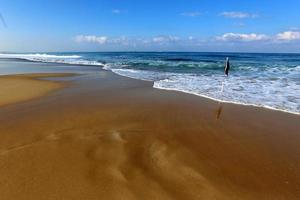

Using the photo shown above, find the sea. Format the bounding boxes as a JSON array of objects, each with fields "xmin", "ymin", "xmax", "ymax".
[{"xmin": 0, "ymin": 52, "xmax": 299, "ymax": 115}]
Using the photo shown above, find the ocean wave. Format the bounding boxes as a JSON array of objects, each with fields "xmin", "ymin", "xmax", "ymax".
[
  {"xmin": 0, "ymin": 53, "xmax": 105, "ymax": 66},
  {"xmin": 0, "ymin": 53, "xmax": 81, "ymax": 59},
  {"xmin": 164, "ymin": 58, "xmax": 218, "ymax": 63},
  {"xmin": 110, "ymin": 68, "xmax": 171, "ymax": 81},
  {"xmin": 163, "ymin": 58, "xmax": 195, "ymax": 62}
]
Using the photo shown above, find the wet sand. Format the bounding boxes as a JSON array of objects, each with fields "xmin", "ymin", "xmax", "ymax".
[
  {"xmin": 0, "ymin": 73, "xmax": 72, "ymax": 107},
  {"xmin": 0, "ymin": 70, "xmax": 299, "ymax": 200}
]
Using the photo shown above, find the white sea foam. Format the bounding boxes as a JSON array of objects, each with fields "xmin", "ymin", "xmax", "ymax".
[
  {"xmin": 0, "ymin": 53, "xmax": 81, "ymax": 59},
  {"xmin": 104, "ymin": 68, "xmax": 300, "ymax": 115},
  {"xmin": 154, "ymin": 74, "xmax": 300, "ymax": 115},
  {"xmin": 0, "ymin": 53, "xmax": 105, "ymax": 66},
  {"xmin": 111, "ymin": 68, "xmax": 171, "ymax": 81}
]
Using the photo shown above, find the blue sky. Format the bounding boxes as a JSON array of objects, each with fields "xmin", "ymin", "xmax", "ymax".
[{"xmin": 0, "ymin": 0, "xmax": 300, "ymax": 52}]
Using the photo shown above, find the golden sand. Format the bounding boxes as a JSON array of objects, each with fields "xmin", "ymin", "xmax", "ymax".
[
  {"xmin": 0, "ymin": 72, "xmax": 299, "ymax": 200},
  {"xmin": 0, "ymin": 73, "xmax": 72, "ymax": 107}
]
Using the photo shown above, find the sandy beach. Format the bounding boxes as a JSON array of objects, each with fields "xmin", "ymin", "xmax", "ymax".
[
  {"xmin": 0, "ymin": 68, "xmax": 299, "ymax": 200},
  {"xmin": 0, "ymin": 73, "xmax": 74, "ymax": 107}
]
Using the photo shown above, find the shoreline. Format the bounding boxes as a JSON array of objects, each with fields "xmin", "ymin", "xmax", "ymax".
[
  {"xmin": 153, "ymin": 84, "xmax": 300, "ymax": 116},
  {"xmin": 3, "ymin": 69, "xmax": 299, "ymax": 116},
  {"xmin": 1, "ymin": 56, "xmax": 298, "ymax": 115}
]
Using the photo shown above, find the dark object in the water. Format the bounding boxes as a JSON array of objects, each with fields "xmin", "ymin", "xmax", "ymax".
[{"xmin": 224, "ymin": 57, "xmax": 230, "ymax": 76}]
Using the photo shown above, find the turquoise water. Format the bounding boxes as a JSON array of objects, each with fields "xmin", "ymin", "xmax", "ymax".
[{"xmin": 0, "ymin": 52, "xmax": 299, "ymax": 114}]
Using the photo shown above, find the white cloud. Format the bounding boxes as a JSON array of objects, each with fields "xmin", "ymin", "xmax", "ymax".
[
  {"xmin": 181, "ymin": 12, "xmax": 201, "ymax": 17},
  {"xmin": 112, "ymin": 9, "xmax": 121, "ymax": 14},
  {"xmin": 75, "ymin": 35, "xmax": 108, "ymax": 45},
  {"xmin": 74, "ymin": 31, "xmax": 300, "ymax": 49},
  {"xmin": 217, "ymin": 33, "xmax": 269, "ymax": 42},
  {"xmin": 220, "ymin": 11, "xmax": 258, "ymax": 19},
  {"xmin": 110, "ymin": 36, "xmax": 130, "ymax": 45},
  {"xmin": 152, "ymin": 35, "xmax": 180, "ymax": 43},
  {"xmin": 276, "ymin": 31, "xmax": 300, "ymax": 41},
  {"xmin": 75, "ymin": 35, "xmax": 135, "ymax": 46}
]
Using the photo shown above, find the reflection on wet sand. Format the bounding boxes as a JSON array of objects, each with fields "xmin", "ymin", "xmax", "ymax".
[{"xmin": 215, "ymin": 103, "xmax": 223, "ymax": 120}]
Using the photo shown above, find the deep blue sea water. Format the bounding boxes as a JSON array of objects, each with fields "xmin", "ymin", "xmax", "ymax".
[{"xmin": 0, "ymin": 52, "xmax": 299, "ymax": 114}]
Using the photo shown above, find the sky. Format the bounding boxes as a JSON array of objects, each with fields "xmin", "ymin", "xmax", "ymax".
[{"xmin": 0, "ymin": 0, "xmax": 300, "ymax": 52}]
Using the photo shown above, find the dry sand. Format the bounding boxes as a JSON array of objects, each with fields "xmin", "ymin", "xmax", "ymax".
[{"xmin": 0, "ymin": 71, "xmax": 299, "ymax": 200}]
